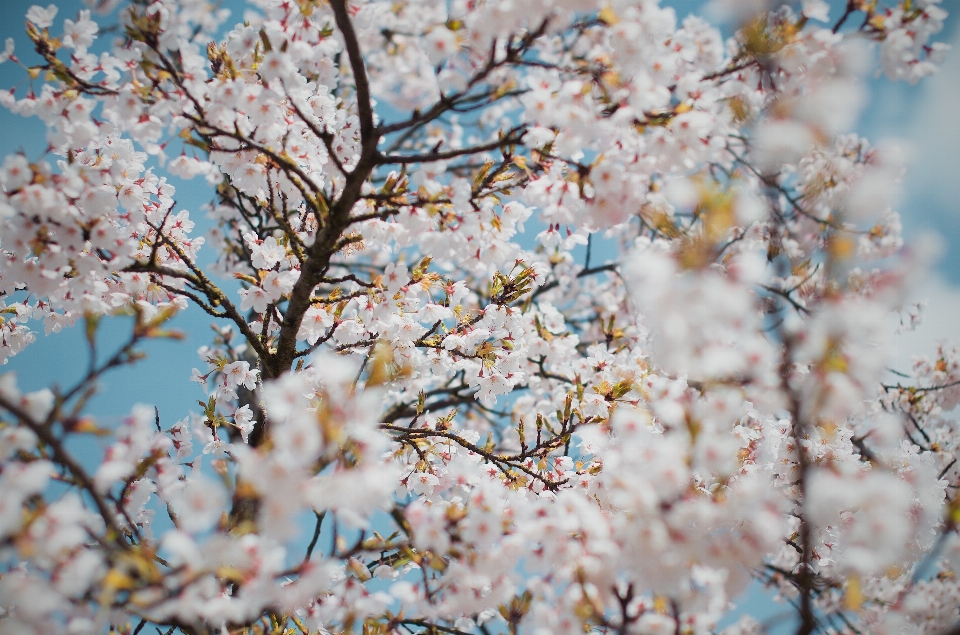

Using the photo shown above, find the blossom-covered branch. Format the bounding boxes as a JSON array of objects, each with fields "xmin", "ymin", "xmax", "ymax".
[{"xmin": 0, "ymin": 0, "xmax": 957, "ymax": 634}]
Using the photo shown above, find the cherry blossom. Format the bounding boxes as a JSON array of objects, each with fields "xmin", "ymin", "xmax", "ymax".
[{"xmin": 0, "ymin": 0, "xmax": 956, "ymax": 633}]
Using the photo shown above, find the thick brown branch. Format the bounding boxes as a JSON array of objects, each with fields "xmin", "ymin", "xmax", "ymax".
[{"xmin": 330, "ymin": 0, "xmax": 375, "ymax": 140}]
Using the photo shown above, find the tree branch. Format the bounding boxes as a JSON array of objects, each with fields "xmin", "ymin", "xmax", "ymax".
[{"xmin": 330, "ymin": 0, "xmax": 375, "ymax": 141}]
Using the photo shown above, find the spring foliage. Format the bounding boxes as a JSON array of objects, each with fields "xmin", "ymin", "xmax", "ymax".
[{"xmin": 0, "ymin": 0, "xmax": 957, "ymax": 633}]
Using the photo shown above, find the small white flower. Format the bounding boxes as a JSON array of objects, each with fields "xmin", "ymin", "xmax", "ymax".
[
  {"xmin": 233, "ymin": 405, "xmax": 254, "ymax": 443},
  {"xmin": 63, "ymin": 10, "xmax": 98, "ymax": 52},
  {"xmin": 170, "ymin": 474, "xmax": 227, "ymax": 533},
  {"xmin": 0, "ymin": 39, "xmax": 15, "ymax": 65},
  {"xmin": 26, "ymin": 4, "xmax": 58, "ymax": 28}
]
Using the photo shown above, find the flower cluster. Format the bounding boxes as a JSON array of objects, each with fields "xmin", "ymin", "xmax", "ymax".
[{"xmin": 0, "ymin": 0, "xmax": 956, "ymax": 633}]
